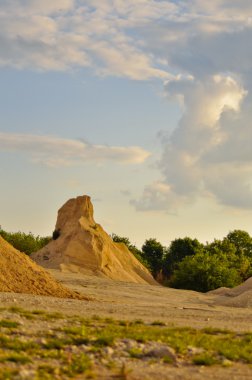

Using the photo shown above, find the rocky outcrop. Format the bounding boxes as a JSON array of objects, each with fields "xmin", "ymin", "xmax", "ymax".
[
  {"xmin": 31, "ymin": 195, "xmax": 156, "ymax": 285},
  {"xmin": 0, "ymin": 236, "xmax": 83, "ymax": 298}
]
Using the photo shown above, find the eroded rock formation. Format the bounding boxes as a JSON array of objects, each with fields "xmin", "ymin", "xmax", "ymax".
[{"xmin": 31, "ymin": 195, "xmax": 156, "ymax": 285}]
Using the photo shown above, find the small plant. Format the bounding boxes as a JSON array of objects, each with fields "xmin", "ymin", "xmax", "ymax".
[
  {"xmin": 151, "ymin": 321, "xmax": 166, "ymax": 326},
  {"xmin": 0, "ymin": 354, "xmax": 31, "ymax": 364},
  {"xmin": 132, "ymin": 319, "xmax": 144, "ymax": 325},
  {"xmin": 61, "ymin": 353, "xmax": 92, "ymax": 377},
  {"xmin": 163, "ymin": 355, "xmax": 173, "ymax": 364},
  {"xmin": 118, "ymin": 320, "xmax": 128, "ymax": 326},
  {"xmin": 94, "ymin": 335, "xmax": 115, "ymax": 347},
  {"xmin": 128, "ymin": 347, "xmax": 143, "ymax": 358},
  {"xmin": 0, "ymin": 320, "xmax": 19, "ymax": 328},
  {"xmin": 37, "ymin": 365, "xmax": 58, "ymax": 379},
  {"xmin": 0, "ymin": 369, "xmax": 19, "ymax": 380},
  {"xmin": 192, "ymin": 353, "xmax": 219, "ymax": 366}
]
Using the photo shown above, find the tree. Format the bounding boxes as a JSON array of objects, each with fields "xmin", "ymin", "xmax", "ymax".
[
  {"xmin": 163, "ymin": 237, "xmax": 203, "ymax": 278},
  {"xmin": 205, "ymin": 235, "xmax": 252, "ymax": 281},
  {"xmin": 205, "ymin": 238, "xmax": 236, "ymax": 256},
  {"xmin": 170, "ymin": 252, "xmax": 242, "ymax": 292},
  {"xmin": 0, "ymin": 227, "xmax": 51, "ymax": 256},
  {"xmin": 141, "ymin": 238, "xmax": 165, "ymax": 277},
  {"xmin": 226, "ymin": 230, "xmax": 252, "ymax": 257}
]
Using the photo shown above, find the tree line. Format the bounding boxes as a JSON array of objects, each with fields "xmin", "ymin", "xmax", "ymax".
[
  {"xmin": 112, "ymin": 230, "xmax": 252, "ymax": 292},
  {"xmin": 1, "ymin": 226, "xmax": 251, "ymax": 292},
  {"xmin": 0, "ymin": 227, "xmax": 51, "ymax": 256}
]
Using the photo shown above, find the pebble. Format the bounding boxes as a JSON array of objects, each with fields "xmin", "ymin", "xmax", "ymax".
[
  {"xmin": 144, "ymin": 345, "xmax": 176, "ymax": 361},
  {"xmin": 103, "ymin": 346, "xmax": 114, "ymax": 356},
  {"xmin": 187, "ymin": 346, "xmax": 205, "ymax": 355},
  {"xmin": 19, "ymin": 369, "xmax": 36, "ymax": 380}
]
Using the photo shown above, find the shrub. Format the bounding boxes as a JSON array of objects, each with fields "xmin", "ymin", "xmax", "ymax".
[
  {"xmin": 170, "ymin": 252, "xmax": 242, "ymax": 292},
  {"xmin": 0, "ymin": 227, "xmax": 51, "ymax": 256}
]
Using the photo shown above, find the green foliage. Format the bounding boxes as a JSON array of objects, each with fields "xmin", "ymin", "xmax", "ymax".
[
  {"xmin": 0, "ymin": 320, "xmax": 19, "ymax": 329},
  {"xmin": 163, "ymin": 237, "xmax": 203, "ymax": 278},
  {"xmin": 192, "ymin": 353, "xmax": 219, "ymax": 366},
  {"xmin": 112, "ymin": 230, "xmax": 252, "ymax": 290},
  {"xmin": 162, "ymin": 230, "xmax": 252, "ymax": 291},
  {"xmin": 142, "ymin": 238, "xmax": 165, "ymax": 277},
  {"xmin": 0, "ymin": 353, "xmax": 31, "ymax": 364},
  {"xmin": 170, "ymin": 252, "xmax": 242, "ymax": 292},
  {"xmin": 205, "ymin": 238, "xmax": 252, "ymax": 281},
  {"xmin": 0, "ymin": 227, "xmax": 51, "ymax": 256},
  {"xmin": 226, "ymin": 229, "xmax": 252, "ymax": 257}
]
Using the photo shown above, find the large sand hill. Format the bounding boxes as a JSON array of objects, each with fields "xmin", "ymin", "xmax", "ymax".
[{"xmin": 0, "ymin": 236, "xmax": 84, "ymax": 299}]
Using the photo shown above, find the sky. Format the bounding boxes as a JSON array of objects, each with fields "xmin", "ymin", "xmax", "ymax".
[{"xmin": 1, "ymin": 0, "xmax": 252, "ymax": 248}]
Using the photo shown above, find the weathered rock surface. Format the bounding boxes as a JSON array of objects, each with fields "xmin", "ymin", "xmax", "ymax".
[
  {"xmin": 0, "ymin": 236, "xmax": 83, "ymax": 298},
  {"xmin": 31, "ymin": 195, "xmax": 156, "ymax": 285}
]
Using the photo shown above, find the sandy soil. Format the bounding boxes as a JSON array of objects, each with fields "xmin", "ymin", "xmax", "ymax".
[
  {"xmin": 1, "ymin": 270, "xmax": 252, "ymax": 379},
  {"xmin": 0, "ymin": 237, "xmax": 83, "ymax": 299},
  {"xmin": 1, "ymin": 269, "xmax": 251, "ymax": 332}
]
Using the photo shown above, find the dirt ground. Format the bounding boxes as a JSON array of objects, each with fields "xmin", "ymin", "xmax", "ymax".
[
  {"xmin": 1, "ymin": 269, "xmax": 252, "ymax": 332},
  {"xmin": 1, "ymin": 270, "xmax": 252, "ymax": 379}
]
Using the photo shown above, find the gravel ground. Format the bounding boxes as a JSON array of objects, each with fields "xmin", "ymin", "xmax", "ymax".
[
  {"xmin": 1, "ymin": 269, "xmax": 251, "ymax": 332},
  {"xmin": 1, "ymin": 270, "xmax": 252, "ymax": 379}
]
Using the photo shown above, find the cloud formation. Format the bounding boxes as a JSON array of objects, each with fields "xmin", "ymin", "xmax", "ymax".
[
  {"xmin": 0, "ymin": 133, "xmax": 150, "ymax": 167},
  {"xmin": 133, "ymin": 73, "xmax": 251, "ymax": 210},
  {"xmin": 1, "ymin": 0, "xmax": 252, "ymax": 80},
  {"xmin": 2, "ymin": 1, "xmax": 252, "ymax": 210},
  {"xmin": 0, "ymin": 0, "xmax": 176, "ymax": 79}
]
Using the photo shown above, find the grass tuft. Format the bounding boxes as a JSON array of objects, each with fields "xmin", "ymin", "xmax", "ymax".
[
  {"xmin": 192, "ymin": 353, "xmax": 219, "ymax": 366},
  {"xmin": 0, "ymin": 320, "xmax": 19, "ymax": 329}
]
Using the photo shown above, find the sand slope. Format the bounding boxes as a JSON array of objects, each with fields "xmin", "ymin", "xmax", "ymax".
[
  {"xmin": 211, "ymin": 277, "xmax": 252, "ymax": 308},
  {"xmin": 31, "ymin": 195, "xmax": 156, "ymax": 285},
  {"xmin": 0, "ymin": 236, "xmax": 83, "ymax": 299}
]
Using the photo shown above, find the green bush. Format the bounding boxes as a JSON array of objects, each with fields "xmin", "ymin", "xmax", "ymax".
[
  {"xmin": 162, "ymin": 230, "xmax": 252, "ymax": 291},
  {"xmin": 170, "ymin": 252, "xmax": 242, "ymax": 292},
  {"xmin": 0, "ymin": 227, "xmax": 51, "ymax": 256}
]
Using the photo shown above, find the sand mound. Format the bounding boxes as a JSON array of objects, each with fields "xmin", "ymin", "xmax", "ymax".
[
  {"xmin": 213, "ymin": 277, "xmax": 252, "ymax": 308},
  {"xmin": 0, "ymin": 236, "xmax": 83, "ymax": 299},
  {"xmin": 31, "ymin": 195, "xmax": 156, "ymax": 285}
]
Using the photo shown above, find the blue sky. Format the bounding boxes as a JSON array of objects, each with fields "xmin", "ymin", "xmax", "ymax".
[{"xmin": 1, "ymin": 0, "xmax": 252, "ymax": 247}]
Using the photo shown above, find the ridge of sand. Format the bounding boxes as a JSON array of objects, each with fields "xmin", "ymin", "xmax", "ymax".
[
  {"xmin": 0, "ymin": 236, "xmax": 84, "ymax": 299},
  {"xmin": 31, "ymin": 195, "xmax": 156, "ymax": 285},
  {"xmin": 209, "ymin": 277, "xmax": 252, "ymax": 308}
]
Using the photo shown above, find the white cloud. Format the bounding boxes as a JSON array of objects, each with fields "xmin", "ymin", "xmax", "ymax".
[
  {"xmin": 1, "ymin": 0, "xmax": 252, "ymax": 79},
  {"xmin": 2, "ymin": 0, "xmax": 252, "ymax": 79},
  {"xmin": 2, "ymin": 0, "xmax": 252, "ymax": 210},
  {"xmin": 0, "ymin": 0, "xmax": 175, "ymax": 79},
  {"xmin": 134, "ymin": 74, "xmax": 252, "ymax": 211},
  {"xmin": 0, "ymin": 133, "xmax": 151, "ymax": 167}
]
